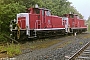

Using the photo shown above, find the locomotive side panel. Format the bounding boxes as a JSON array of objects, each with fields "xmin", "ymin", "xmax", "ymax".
[
  {"xmin": 79, "ymin": 19, "xmax": 85, "ymax": 27},
  {"xmin": 68, "ymin": 18, "xmax": 73, "ymax": 28},
  {"xmin": 29, "ymin": 14, "xmax": 40, "ymax": 29},
  {"xmin": 52, "ymin": 16, "xmax": 64, "ymax": 28},
  {"xmin": 74, "ymin": 16, "xmax": 79, "ymax": 27},
  {"xmin": 45, "ymin": 16, "xmax": 52, "ymax": 28},
  {"xmin": 74, "ymin": 18, "xmax": 78, "ymax": 27}
]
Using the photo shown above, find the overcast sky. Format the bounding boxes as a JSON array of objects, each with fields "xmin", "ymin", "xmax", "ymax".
[{"xmin": 68, "ymin": 0, "xmax": 90, "ymax": 20}]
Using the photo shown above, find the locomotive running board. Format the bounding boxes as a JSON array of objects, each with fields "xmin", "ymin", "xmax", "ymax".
[
  {"xmin": 34, "ymin": 28, "xmax": 65, "ymax": 31},
  {"xmin": 28, "ymin": 36, "xmax": 35, "ymax": 38}
]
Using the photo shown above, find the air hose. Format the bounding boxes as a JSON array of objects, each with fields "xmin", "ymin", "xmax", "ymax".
[{"xmin": 17, "ymin": 23, "xmax": 20, "ymax": 39}]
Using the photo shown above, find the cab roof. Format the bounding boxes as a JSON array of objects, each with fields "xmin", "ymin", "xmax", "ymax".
[{"xmin": 28, "ymin": 7, "xmax": 50, "ymax": 11}]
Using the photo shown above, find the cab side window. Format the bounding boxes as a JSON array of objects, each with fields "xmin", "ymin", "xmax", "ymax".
[
  {"xmin": 33, "ymin": 9, "xmax": 40, "ymax": 14},
  {"xmin": 42, "ymin": 10, "xmax": 44, "ymax": 16},
  {"xmin": 46, "ymin": 11, "xmax": 51, "ymax": 16},
  {"xmin": 69, "ymin": 15, "xmax": 74, "ymax": 18}
]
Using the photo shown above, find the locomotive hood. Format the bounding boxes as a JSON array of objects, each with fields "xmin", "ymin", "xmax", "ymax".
[{"xmin": 17, "ymin": 13, "xmax": 30, "ymax": 29}]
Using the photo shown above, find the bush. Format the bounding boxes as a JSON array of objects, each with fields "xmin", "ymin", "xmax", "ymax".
[
  {"xmin": 88, "ymin": 24, "xmax": 90, "ymax": 32},
  {"xmin": 0, "ymin": 34, "xmax": 7, "ymax": 42}
]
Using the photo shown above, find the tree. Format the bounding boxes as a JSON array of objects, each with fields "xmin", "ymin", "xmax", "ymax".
[
  {"xmin": 0, "ymin": 0, "xmax": 84, "ymax": 33},
  {"xmin": 69, "ymin": 6, "xmax": 83, "ymax": 19},
  {"xmin": 0, "ymin": 2, "xmax": 26, "ymax": 32}
]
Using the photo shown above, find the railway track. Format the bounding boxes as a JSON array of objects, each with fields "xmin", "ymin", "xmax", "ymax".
[
  {"xmin": 76, "ymin": 46, "xmax": 90, "ymax": 60},
  {"xmin": 66, "ymin": 41, "xmax": 90, "ymax": 60}
]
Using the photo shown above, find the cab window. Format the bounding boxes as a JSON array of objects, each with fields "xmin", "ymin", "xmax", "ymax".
[
  {"xmin": 42, "ymin": 10, "xmax": 44, "ymax": 16},
  {"xmin": 33, "ymin": 8, "xmax": 40, "ymax": 14},
  {"xmin": 69, "ymin": 14, "xmax": 74, "ymax": 18},
  {"xmin": 46, "ymin": 11, "xmax": 51, "ymax": 16}
]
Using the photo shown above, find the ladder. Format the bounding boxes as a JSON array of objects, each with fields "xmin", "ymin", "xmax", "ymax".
[{"xmin": 28, "ymin": 20, "xmax": 41, "ymax": 38}]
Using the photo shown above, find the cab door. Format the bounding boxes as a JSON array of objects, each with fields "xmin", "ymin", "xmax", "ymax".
[
  {"xmin": 42, "ymin": 9, "xmax": 46, "ymax": 28},
  {"xmin": 45, "ymin": 10, "xmax": 52, "ymax": 28}
]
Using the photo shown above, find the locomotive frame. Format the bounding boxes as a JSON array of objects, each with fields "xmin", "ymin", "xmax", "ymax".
[{"xmin": 10, "ymin": 7, "xmax": 87, "ymax": 40}]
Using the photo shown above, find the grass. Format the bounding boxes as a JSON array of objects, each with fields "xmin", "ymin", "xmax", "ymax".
[
  {"xmin": 56, "ymin": 40, "xmax": 73, "ymax": 48},
  {"xmin": 30, "ymin": 40, "xmax": 61, "ymax": 49},
  {"xmin": 83, "ymin": 34, "xmax": 90, "ymax": 38},
  {"xmin": 0, "ymin": 43, "xmax": 21, "ymax": 57},
  {"xmin": 79, "ymin": 42, "xmax": 83, "ymax": 45},
  {"xmin": 21, "ymin": 39, "xmax": 62, "ymax": 50},
  {"xmin": 0, "ymin": 34, "xmax": 7, "ymax": 42}
]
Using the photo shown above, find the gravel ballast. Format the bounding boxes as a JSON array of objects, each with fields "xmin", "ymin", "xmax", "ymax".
[{"xmin": 14, "ymin": 33, "xmax": 90, "ymax": 60}]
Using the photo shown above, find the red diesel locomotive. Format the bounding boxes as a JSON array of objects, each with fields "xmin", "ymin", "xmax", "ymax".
[{"xmin": 10, "ymin": 7, "xmax": 87, "ymax": 39}]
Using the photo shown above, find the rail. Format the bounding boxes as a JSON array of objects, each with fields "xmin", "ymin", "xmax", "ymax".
[{"xmin": 68, "ymin": 41, "xmax": 90, "ymax": 60}]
